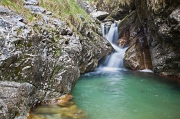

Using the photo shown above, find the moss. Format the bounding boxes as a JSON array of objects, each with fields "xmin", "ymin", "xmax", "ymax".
[
  {"xmin": 118, "ymin": 14, "xmax": 129, "ymax": 25},
  {"xmin": 55, "ymin": 50, "xmax": 61, "ymax": 58},
  {"xmin": 27, "ymin": 42, "xmax": 32, "ymax": 47}
]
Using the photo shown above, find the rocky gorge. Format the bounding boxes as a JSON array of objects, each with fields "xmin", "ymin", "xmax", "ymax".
[
  {"xmin": 0, "ymin": 0, "xmax": 180, "ymax": 119},
  {"xmin": 90, "ymin": 0, "xmax": 180, "ymax": 79}
]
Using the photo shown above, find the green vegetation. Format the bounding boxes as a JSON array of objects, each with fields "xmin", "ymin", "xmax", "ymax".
[
  {"xmin": 0, "ymin": 0, "xmax": 92, "ymax": 29},
  {"xmin": 1, "ymin": 0, "xmax": 23, "ymax": 11},
  {"xmin": 39, "ymin": 0, "xmax": 92, "ymax": 29},
  {"xmin": 0, "ymin": 0, "xmax": 34, "ymax": 22}
]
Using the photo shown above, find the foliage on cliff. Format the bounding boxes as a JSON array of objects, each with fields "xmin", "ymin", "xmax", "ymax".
[
  {"xmin": 0, "ymin": 0, "xmax": 91, "ymax": 30},
  {"xmin": 39, "ymin": 0, "xmax": 92, "ymax": 30},
  {"xmin": 89, "ymin": 0, "xmax": 132, "ymax": 5}
]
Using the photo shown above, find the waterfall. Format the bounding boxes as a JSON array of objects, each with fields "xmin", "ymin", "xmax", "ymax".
[{"xmin": 100, "ymin": 22, "xmax": 128, "ymax": 70}]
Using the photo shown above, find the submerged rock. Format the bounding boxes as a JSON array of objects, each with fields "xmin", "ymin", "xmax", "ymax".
[
  {"xmin": 28, "ymin": 94, "xmax": 87, "ymax": 119},
  {"xmin": 56, "ymin": 94, "xmax": 74, "ymax": 107}
]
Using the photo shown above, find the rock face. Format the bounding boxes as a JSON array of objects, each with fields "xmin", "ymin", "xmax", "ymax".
[
  {"xmin": 123, "ymin": 0, "xmax": 180, "ymax": 78},
  {"xmin": 135, "ymin": 0, "xmax": 180, "ymax": 78},
  {"xmin": 0, "ymin": 0, "xmax": 112, "ymax": 118},
  {"xmin": 118, "ymin": 10, "xmax": 153, "ymax": 70}
]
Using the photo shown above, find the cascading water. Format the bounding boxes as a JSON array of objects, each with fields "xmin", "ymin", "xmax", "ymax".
[{"xmin": 100, "ymin": 22, "xmax": 128, "ymax": 69}]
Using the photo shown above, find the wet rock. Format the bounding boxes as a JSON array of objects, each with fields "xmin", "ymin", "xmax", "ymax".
[
  {"xmin": 76, "ymin": 22, "xmax": 112, "ymax": 73},
  {"xmin": 28, "ymin": 104, "xmax": 87, "ymax": 119},
  {"xmin": 118, "ymin": 29, "xmax": 130, "ymax": 48},
  {"xmin": 124, "ymin": 29, "xmax": 152, "ymax": 70},
  {"xmin": 116, "ymin": 10, "xmax": 152, "ymax": 70}
]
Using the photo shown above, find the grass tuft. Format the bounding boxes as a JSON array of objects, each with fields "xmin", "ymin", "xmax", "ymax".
[
  {"xmin": 0, "ymin": 0, "xmax": 34, "ymax": 22},
  {"xmin": 0, "ymin": 0, "xmax": 92, "ymax": 29},
  {"xmin": 39, "ymin": 0, "xmax": 92, "ymax": 30}
]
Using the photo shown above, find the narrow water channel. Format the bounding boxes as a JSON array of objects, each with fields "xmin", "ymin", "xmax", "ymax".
[{"xmin": 72, "ymin": 69, "xmax": 180, "ymax": 119}]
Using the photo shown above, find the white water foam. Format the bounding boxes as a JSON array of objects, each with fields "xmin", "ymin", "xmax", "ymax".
[{"xmin": 138, "ymin": 69, "xmax": 153, "ymax": 73}]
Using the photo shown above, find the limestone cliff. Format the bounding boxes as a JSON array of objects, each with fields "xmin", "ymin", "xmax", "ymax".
[
  {"xmin": 0, "ymin": 0, "xmax": 112, "ymax": 118},
  {"xmin": 135, "ymin": 0, "xmax": 180, "ymax": 79}
]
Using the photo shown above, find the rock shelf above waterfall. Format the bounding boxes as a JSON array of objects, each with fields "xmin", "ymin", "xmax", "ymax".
[{"xmin": 91, "ymin": 11, "xmax": 109, "ymax": 20}]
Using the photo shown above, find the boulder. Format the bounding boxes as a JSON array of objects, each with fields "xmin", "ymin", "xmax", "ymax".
[
  {"xmin": 90, "ymin": 0, "xmax": 135, "ymax": 20},
  {"xmin": 124, "ymin": 29, "xmax": 152, "ymax": 70},
  {"xmin": 91, "ymin": 11, "xmax": 109, "ymax": 20},
  {"xmin": 117, "ymin": 10, "xmax": 152, "ymax": 70}
]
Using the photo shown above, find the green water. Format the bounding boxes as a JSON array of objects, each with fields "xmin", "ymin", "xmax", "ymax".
[{"xmin": 72, "ymin": 69, "xmax": 180, "ymax": 119}]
